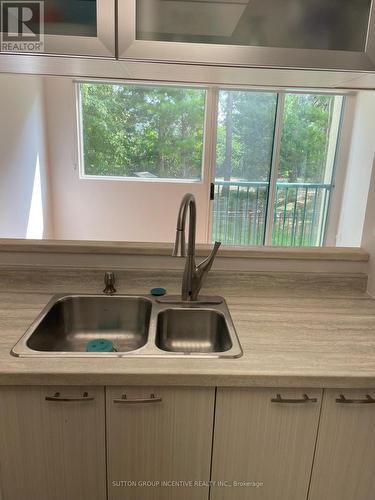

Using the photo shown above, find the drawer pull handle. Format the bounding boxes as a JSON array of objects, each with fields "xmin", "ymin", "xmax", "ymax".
[
  {"xmin": 45, "ymin": 392, "xmax": 94, "ymax": 402},
  {"xmin": 271, "ymin": 394, "xmax": 318, "ymax": 404},
  {"xmin": 336, "ymin": 394, "xmax": 375, "ymax": 405},
  {"xmin": 113, "ymin": 393, "xmax": 162, "ymax": 404}
]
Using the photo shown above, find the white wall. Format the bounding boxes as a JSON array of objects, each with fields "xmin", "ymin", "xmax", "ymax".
[
  {"xmin": 362, "ymin": 156, "xmax": 375, "ymax": 297},
  {"xmin": 356, "ymin": 92, "xmax": 375, "ymax": 297},
  {"xmin": 45, "ymin": 78, "xmax": 375, "ymax": 247},
  {"xmin": 336, "ymin": 91, "xmax": 375, "ymax": 247},
  {"xmin": 0, "ymin": 74, "xmax": 53, "ymax": 239},
  {"xmin": 2, "ymin": 75, "xmax": 373, "ymax": 249},
  {"xmin": 44, "ymin": 77, "xmax": 210, "ymax": 243}
]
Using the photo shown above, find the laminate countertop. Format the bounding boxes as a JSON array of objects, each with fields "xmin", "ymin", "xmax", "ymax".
[{"xmin": 0, "ymin": 267, "xmax": 374, "ymax": 388}]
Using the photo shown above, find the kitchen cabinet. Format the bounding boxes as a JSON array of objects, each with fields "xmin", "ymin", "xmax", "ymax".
[
  {"xmin": 0, "ymin": 386, "xmax": 106, "ymax": 500},
  {"xmin": 106, "ymin": 386, "xmax": 215, "ymax": 500},
  {"xmin": 2, "ymin": 0, "xmax": 375, "ymax": 69},
  {"xmin": 118, "ymin": 0, "xmax": 375, "ymax": 71},
  {"xmin": 211, "ymin": 387, "xmax": 322, "ymax": 500},
  {"xmin": 308, "ymin": 389, "xmax": 375, "ymax": 500},
  {"xmin": 42, "ymin": 0, "xmax": 115, "ymax": 57},
  {"xmin": 0, "ymin": 384, "xmax": 374, "ymax": 500},
  {"xmin": 0, "ymin": 0, "xmax": 115, "ymax": 57}
]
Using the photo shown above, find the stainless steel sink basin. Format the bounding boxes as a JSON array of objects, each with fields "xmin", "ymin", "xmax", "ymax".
[
  {"xmin": 156, "ymin": 309, "xmax": 232, "ymax": 353},
  {"xmin": 11, "ymin": 294, "xmax": 242, "ymax": 358},
  {"xmin": 25, "ymin": 296, "xmax": 151, "ymax": 353}
]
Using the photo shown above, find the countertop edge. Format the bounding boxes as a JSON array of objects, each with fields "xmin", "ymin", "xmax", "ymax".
[
  {"xmin": 1, "ymin": 372, "xmax": 375, "ymax": 388},
  {"xmin": 0, "ymin": 239, "xmax": 369, "ymax": 262}
]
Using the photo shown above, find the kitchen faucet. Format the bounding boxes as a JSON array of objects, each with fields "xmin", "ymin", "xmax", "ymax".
[
  {"xmin": 173, "ymin": 193, "xmax": 221, "ymax": 301},
  {"xmin": 103, "ymin": 271, "xmax": 116, "ymax": 295}
]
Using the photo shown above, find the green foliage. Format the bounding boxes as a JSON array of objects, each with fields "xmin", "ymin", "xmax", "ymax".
[
  {"xmin": 216, "ymin": 91, "xmax": 277, "ymax": 181},
  {"xmin": 215, "ymin": 91, "xmax": 336, "ymax": 183},
  {"xmin": 81, "ymin": 83, "xmax": 337, "ymax": 185},
  {"xmin": 81, "ymin": 83, "xmax": 338, "ymax": 248},
  {"xmin": 280, "ymin": 94, "xmax": 334, "ymax": 182},
  {"xmin": 81, "ymin": 83, "xmax": 205, "ymax": 179}
]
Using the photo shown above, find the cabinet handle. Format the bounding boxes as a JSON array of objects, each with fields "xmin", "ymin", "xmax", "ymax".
[
  {"xmin": 45, "ymin": 391, "xmax": 95, "ymax": 402},
  {"xmin": 271, "ymin": 394, "xmax": 318, "ymax": 404},
  {"xmin": 113, "ymin": 393, "xmax": 162, "ymax": 404},
  {"xmin": 335, "ymin": 394, "xmax": 375, "ymax": 405}
]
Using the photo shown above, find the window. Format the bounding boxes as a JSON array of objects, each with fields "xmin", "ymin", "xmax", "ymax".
[
  {"xmin": 77, "ymin": 82, "xmax": 344, "ymax": 247},
  {"xmin": 79, "ymin": 82, "xmax": 206, "ymax": 180},
  {"xmin": 212, "ymin": 90, "xmax": 343, "ymax": 247},
  {"xmin": 274, "ymin": 93, "xmax": 343, "ymax": 246},
  {"xmin": 212, "ymin": 91, "xmax": 278, "ymax": 245}
]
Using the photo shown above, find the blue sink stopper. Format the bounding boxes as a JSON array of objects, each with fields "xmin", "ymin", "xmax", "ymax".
[
  {"xmin": 86, "ymin": 339, "xmax": 114, "ymax": 352},
  {"xmin": 150, "ymin": 287, "xmax": 166, "ymax": 296}
]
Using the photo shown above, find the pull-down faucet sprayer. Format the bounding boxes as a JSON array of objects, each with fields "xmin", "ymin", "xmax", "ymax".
[{"xmin": 173, "ymin": 193, "xmax": 221, "ymax": 301}]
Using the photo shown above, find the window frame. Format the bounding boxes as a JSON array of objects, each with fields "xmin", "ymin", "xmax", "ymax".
[
  {"xmin": 75, "ymin": 78, "xmax": 350, "ymax": 247},
  {"xmin": 75, "ymin": 79, "xmax": 209, "ymax": 185},
  {"xmin": 208, "ymin": 87, "xmax": 347, "ymax": 247}
]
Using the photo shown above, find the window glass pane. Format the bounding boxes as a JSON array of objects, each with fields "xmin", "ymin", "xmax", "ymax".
[
  {"xmin": 40, "ymin": 0, "xmax": 97, "ymax": 37},
  {"xmin": 136, "ymin": 0, "xmax": 371, "ymax": 51},
  {"xmin": 80, "ymin": 83, "xmax": 206, "ymax": 180},
  {"xmin": 273, "ymin": 94, "xmax": 343, "ymax": 246},
  {"xmin": 212, "ymin": 90, "xmax": 278, "ymax": 245}
]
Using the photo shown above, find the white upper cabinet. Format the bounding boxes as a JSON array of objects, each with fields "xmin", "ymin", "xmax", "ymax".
[
  {"xmin": 43, "ymin": 0, "xmax": 115, "ymax": 57},
  {"xmin": 118, "ymin": 0, "xmax": 375, "ymax": 70},
  {"xmin": 0, "ymin": 0, "xmax": 115, "ymax": 57}
]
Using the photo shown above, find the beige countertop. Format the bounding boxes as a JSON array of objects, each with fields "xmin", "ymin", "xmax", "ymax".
[
  {"xmin": 0, "ymin": 267, "xmax": 375, "ymax": 388},
  {"xmin": 0, "ymin": 239, "xmax": 369, "ymax": 260}
]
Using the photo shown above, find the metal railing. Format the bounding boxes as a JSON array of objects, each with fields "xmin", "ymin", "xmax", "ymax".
[{"xmin": 212, "ymin": 180, "xmax": 332, "ymax": 247}]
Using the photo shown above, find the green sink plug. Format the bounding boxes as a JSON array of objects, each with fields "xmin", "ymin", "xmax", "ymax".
[
  {"xmin": 150, "ymin": 287, "xmax": 166, "ymax": 296},
  {"xmin": 86, "ymin": 339, "xmax": 115, "ymax": 352}
]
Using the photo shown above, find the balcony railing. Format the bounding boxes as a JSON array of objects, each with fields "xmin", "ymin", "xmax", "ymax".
[{"xmin": 212, "ymin": 180, "xmax": 332, "ymax": 247}]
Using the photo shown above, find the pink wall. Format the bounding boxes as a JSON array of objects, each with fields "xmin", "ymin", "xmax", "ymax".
[
  {"xmin": 0, "ymin": 75, "xmax": 53, "ymax": 239},
  {"xmin": 44, "ymin": 77, "xmax": 210, "ymax": 243}
]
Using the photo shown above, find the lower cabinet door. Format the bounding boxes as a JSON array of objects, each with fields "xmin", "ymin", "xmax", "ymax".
[
  {"xmin": 106, "ymin": 386, "xmax": 215, "ymax": 500},
  {"xmin": 211, "ymin": 387, "xmax": 322, "ymax": 500},
  {"xmin": 0, "ymin": 386, "xmax": 106, "ymax": 500},
  {"xmin": 308, "ymin": 389, "xmax": 375, "ymax": 500}
]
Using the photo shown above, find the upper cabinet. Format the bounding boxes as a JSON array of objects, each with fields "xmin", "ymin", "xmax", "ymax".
[
  {"xmin": 2, "ymin": 0, "xmax": 375, "ymax": 71},
  {"xmin": 0, "ymin": 0, "xmax": 115, "ymax": 57},
  {"xmin": 43, "ymin": 0, "xmax": 115, "ymax": 56},
  {"xmin": 118, "ymin": 0, "xmax": 375, "ymax": 71}
]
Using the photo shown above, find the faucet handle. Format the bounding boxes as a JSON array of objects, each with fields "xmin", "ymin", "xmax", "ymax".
[
  {"xmin": 191, "ymin": 241, "xmax": 221, "ymax": 301},
  {"xmin": 197, "ymin": 241, "xmax": 221, "ymax": 273},
  {"xmin": 103, "ymin": 271, "xmax": 117, "ymax": 295},
  {"xmin": 212, "ymin": 241, "xmax": 221, "ymax": 253}
]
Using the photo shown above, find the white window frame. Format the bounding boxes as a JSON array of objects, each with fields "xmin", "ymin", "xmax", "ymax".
[
  {"xmin": 206, "ymin": 87, "xmax": 348, "ymax": 246},
  {"xmin": 75, "ymin": 79, "xmax": 351, "ymax": 246},
  {"xmin": 75, "ymin": 79, "xmax": 208, "ymax": 185}
]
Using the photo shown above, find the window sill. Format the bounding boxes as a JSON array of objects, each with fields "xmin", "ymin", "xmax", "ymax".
[{"xmin": 0, "ymin": 239, "xmax": 368, "ymax": 262}]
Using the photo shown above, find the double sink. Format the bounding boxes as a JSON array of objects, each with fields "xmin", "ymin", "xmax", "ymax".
[
  {"xmin": 11, "ymin": 294, "xmax": 242, "ymax": 358},
  {"xmin": 12, "ymin": 194, "xmax": 243, "ymax": 359}
]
